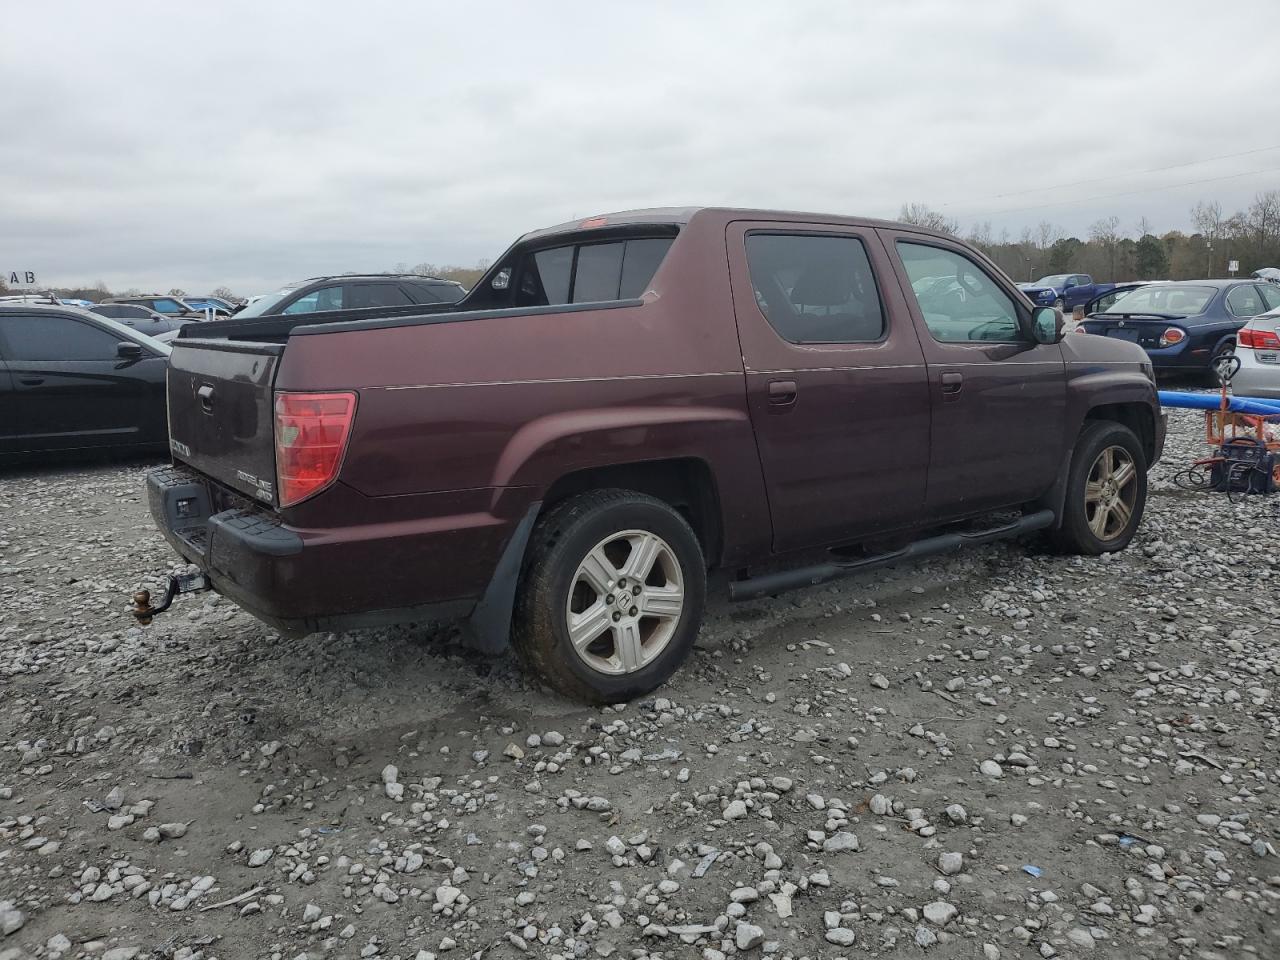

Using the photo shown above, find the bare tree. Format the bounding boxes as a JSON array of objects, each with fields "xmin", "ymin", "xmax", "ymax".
[
  {"xmin": 897, "ymin": 202, "xmax": 958, "ymax": 235},
  {"xmin": 1191, "ymin": 200, "xmax": 1223, "ymax": 240},
  {"xmin": 1135, "ymin": 216, "xmax": 1154, "ymax": 238},
  {"xmin": 965, "ymin": 220, "xmax": 994, "ymax": 250},
  {"xmin": 211, "ymin": 286, "xmax": 237, "ymax": 301},
  {"xmin": 1089, "ymin": 216, "xmax": 1123, "ymax": 281}
]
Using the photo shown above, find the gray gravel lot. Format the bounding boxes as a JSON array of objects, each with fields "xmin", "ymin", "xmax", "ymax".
[{"xmin": 1, "ymin": 408, "xmax": 1278, "ymax": 960}]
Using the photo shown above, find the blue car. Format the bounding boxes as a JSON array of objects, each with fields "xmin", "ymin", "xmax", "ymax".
[
  {"xmin": 1018, "ymin": 273, "xmax": 1117, "ymax": 311},
  {"xmin": 1079, "ymin": 279, "xmax": 1280, "ymax": 375}
]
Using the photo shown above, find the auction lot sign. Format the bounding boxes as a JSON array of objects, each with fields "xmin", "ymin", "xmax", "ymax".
[{"xmin": 8, "ymin": 270, "xmax": 37, "ymax": 285}]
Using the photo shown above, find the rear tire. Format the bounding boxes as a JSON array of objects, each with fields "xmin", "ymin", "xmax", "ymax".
[
  {"xmin": 511, "ymin": 489, "xmax": 706, "ymax": 703},
  {"xmin": 1207, "ymin": 340, "xmax": 1236, "ymax": 386},
  {"xmin": 1050, "ymin": 421, "xmax": 1147, "ymax": 555}
]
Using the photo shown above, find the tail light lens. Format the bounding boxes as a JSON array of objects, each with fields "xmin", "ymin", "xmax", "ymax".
[
  {"xmin": 1159, "ymin": 327, "xmax": 1186, "ymax": 348},
  {"xmin": 1239, "ymin": 327, "xmax": 1280, "ymax": 350},
  {"xmin": 274, "ymin": 391, "xmax": 357, "ymax": 507}
]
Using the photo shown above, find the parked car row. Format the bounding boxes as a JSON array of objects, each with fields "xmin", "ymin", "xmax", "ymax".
[{"xmin": 1078, "ymin": 278, "xmax": 1280, "ymax": 378}]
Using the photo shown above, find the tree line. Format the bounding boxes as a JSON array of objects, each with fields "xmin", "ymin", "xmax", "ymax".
[
  {"xmin": 7, "ymin": 194, "xmax": 1279, "ymax": 300},
  {"xmin": 900, "ymin": 191, "xmax": 1280, "ymax": 283}
]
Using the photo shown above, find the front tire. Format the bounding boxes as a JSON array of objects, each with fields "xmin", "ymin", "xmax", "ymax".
[
  {"xmin": 1052, "ymin": 298, "xmax": 1065, "ymax": 310},
  {"xmin": 1050, "ymin": 421, "xmax": 1147, "ymax": 555},
  {"xmin": 511, "ymin": 489, "xmax": 706, "ymax": 703}
]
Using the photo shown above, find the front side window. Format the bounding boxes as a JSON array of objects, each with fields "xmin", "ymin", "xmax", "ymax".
[
  {"xmin": 744, "ymin": 233, "xmax": 885, "ymax": 343},
  {"xmin": 0, "ymin": 315, "xmax": 124, "ymax": 361},
  {"xmin": 282, "ymin": 285, "xmax": 345, "ymax": 315},
  {"xmin": 1226, "ymin": 285, "xmax": 1265, "ymax": 318},
  {"xmin": 897, "ymin": 242, "xmax": 1022, "ymax": 342}
]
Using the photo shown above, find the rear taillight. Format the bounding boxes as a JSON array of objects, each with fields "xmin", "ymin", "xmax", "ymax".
[
  {"xmin": 274, "ymin": 391, "xmax": 357, "ymax": 507},
  {"xmin": 1159, "ymin": 327, "xmax": 1186, "ymax": 348},
  {"xmin": 1238, "ymin": 327, "xmax": 1280, "ymax": 350}
]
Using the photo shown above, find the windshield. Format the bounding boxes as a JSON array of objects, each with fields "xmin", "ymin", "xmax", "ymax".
[
  {"xmin": 1032, "ymin": 275, "xmax": 1071, "ymax": 287},
  {"xmin": 1102, "ymin": 284, "xmax": 1215, "ymax": 316},
  {"xmin": 233, "ymin": 285, "xmax": 303, "ymax": 319},
  {"xmin": 81, "ymin": 310, "xmax": 172, "ymax": 354}
]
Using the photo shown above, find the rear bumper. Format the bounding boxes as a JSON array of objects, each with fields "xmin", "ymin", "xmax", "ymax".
[
  {"xmin": 1230, "ymin": 351, "xmax": 1280, "ymax": 399},
  {"xmin": 146, "ymin": 465, "xmax": 507, "ymax": 635}
]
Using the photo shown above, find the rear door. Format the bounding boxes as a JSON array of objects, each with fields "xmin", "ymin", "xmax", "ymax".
[
  {"xmin": 728, "ymin": 220, "xmax": 930, "ymax": 553},
  {"xmin": 0, "ymin": 313, "xmax": 168, "ymax": 452},
  {"xmin": 882, "ymin": 232, "xmax": 1067, "ymax": 517}
]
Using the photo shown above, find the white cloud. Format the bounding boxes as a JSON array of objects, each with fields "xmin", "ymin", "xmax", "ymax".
[{"xmin": 0, "ymin": 0, "xmax": 1275, "ymax": 293}]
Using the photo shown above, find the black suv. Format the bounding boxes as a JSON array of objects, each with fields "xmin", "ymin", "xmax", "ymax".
[{"xmin": 233, "ymin": 274, "xmax": 466, "ymax": 320}]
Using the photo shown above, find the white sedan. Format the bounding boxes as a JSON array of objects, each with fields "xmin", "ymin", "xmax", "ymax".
[{"xmin": 1232, "ymin": 306, "xmax": 1280, "ymax": 398}]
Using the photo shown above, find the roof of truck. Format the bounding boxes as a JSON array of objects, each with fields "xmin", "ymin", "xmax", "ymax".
[{"xmin": 523, "ymin": 206, "xmax": 950, "ymax": 242}]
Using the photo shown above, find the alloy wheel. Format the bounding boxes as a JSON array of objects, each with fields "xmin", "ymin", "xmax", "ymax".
[
  {"xmin": 1084, "ymin": 445, "xmax": 1138, "ymax": 541},
  {"xmin": 565, "ymin": 529, "xmax": 684, "ymax": 676}
]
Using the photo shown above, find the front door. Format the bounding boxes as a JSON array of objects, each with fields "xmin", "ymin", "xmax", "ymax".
[
  {"xmin": 881, "ymin": 232, "xmax": 1066, "ymax": 518},
  {"xmin": 0, "ymin": 313, "xmax": 162, "ymax": 452},
  {"xmin": 728, "ymin": 221, "xmax": 931, "ymax": 554}
]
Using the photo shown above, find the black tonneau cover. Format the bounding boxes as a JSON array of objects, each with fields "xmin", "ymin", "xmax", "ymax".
[{"xmin": 177, "ymin": 301, "xmax": 456, "ymax": 343}]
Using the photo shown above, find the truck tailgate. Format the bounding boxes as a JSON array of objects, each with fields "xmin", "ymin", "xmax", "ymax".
[{"xmin": 166, "ymin": 339, "xmax": 282, "ymax": 506}]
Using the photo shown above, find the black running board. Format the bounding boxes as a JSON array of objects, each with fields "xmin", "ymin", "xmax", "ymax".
[{"xmin": 728, "ymin": 509, "xmax": 1056, "ymax": 602}]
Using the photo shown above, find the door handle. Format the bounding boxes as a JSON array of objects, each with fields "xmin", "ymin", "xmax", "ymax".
[
  {"xmin": 19, "ymin": 377, "xmax": 44, "ymax": 386},
  {"xmin": 767, "ymin": 379, "xmax": 798, "ymax": 407},
  {"xmin": 941, "ymin": 372, "xmax": 963, "ymax": 398}
]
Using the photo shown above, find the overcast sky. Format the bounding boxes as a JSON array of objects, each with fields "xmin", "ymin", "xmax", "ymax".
[{"xmin": 2, "ymin": 0, "xmax": 1277, "ymax": 295}]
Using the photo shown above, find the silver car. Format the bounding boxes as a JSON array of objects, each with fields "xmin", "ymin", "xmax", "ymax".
[{"xmin": 1232, "ymin": 306, "xmax": 1280, "ymax": 398}]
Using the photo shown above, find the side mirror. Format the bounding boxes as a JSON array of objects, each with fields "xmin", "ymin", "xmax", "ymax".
[
  {"xmin": 1063, "ymin": 279, "xmax": 1077, "ymax": 290},
  {"xmin": 116, "ymin": 341, "xmax": 144, "ymax": 360},
  {"xmin": 1030, "ymin": 306, "xmax": 1064, "ymax": 344}
]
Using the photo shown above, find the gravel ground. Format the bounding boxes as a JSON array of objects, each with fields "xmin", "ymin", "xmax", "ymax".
[{"xmin": 1, "ymin": 408, "xmax": 1278, "ymax": 960}]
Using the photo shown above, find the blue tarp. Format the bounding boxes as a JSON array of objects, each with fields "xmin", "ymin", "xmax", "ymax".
[{"xmin": 1158, "ymin": 391, "xmax": 1280, "ymax": 416}]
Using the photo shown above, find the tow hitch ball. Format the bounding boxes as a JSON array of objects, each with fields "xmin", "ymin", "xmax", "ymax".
[{"xmin": 130, "ymin": 572, "xmax": 211, "ymax": 625}]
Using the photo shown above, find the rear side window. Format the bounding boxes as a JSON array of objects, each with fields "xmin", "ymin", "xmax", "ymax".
[
  {"xmin": 348, "ymin": 283, "xmax": 412, "ymax": 309},
  {"xmin": 524, "ymin": 237, "xmax": 674, "ymax": 306},
  {"xmin": 1258, "ymin": 284, "xmax": 1280, "ymax": 311},
  {"xmin": 1226, "ymin": 285, "xmax": 1266, "ymax": 318},
  {"xmin": 897, "ymin": 242, "xmax": 1022, "ymax": 343},
  {"xmin": 150, "ymin": 298, "xmax": 185, "ymax": 314},
  {"xmin": 0, "ymin": 315, "xmax": 125, "ymax": 361},
  {"xmin": 744, "ymin": 233, "xmax": 885, "ymax": 343},
  {"xmin": 283, "ymin": 285, "xmax": 345, "ymax": 315}
]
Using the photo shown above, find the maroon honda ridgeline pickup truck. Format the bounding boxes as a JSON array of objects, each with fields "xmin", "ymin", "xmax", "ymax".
[{"xmin": 146, "ymin": 208, "xmax": 1164, "ymax": 701}]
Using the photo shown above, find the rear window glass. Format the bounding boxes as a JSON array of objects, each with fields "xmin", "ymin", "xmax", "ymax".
[
  {"xmin": 1102, "ymin": 285, "xmax": 1214, "ymax": 316},
  {"xmin": 524, "ymin": 237, "xmax": 673, "ymax": 306}
]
